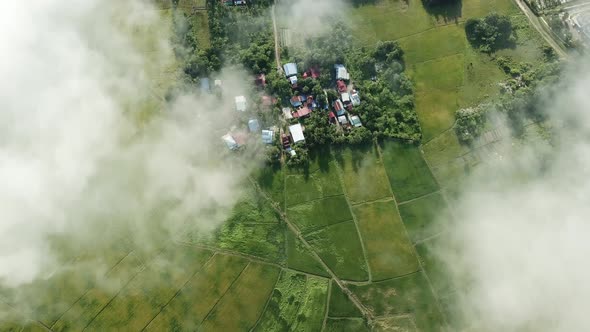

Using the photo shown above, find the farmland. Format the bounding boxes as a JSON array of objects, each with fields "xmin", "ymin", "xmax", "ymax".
[{"xmin": 0, "ymin": 0, "xmax": 558, "ymax": 331}]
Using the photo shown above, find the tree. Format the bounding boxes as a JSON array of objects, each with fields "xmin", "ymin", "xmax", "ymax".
[
  {"xmin": 454, "ymin": 106, "xmax": 486, "ymax": 144},
  {"xmin": 465, "ymin": 13, "xmax": 515, "ymax": 53}
]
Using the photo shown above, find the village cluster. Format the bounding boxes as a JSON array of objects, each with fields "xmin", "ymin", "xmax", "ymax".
[{"xmin": 215, "ymin": 61, "xmax": 363, "ymax": 157}]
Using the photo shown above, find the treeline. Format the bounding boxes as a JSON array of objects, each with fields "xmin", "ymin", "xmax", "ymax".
[{"xmin": 465, "ymin": 13, "xmax": 515, "ymax": 53}]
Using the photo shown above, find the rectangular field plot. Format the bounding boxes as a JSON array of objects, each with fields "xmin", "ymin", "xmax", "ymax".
[
  {"xmin": 52, "ymin": 252, "xmax": 145, "ymax": 331},
  {"xmin": 333, "ymin": 144, "xmax": 392, "ymax": 204},
  {"xmin": 145, "ymin": 254, "xmax": 248, "ymax": 331},
  {"xmin": 286, "ymin": 232, "xmax": 330, "ymax": 277},
  {"xmin": 304, "ymin": 221, "xmax": 369, "ymax": 281},
  {"xmin": 398, "ymin": 192, "xmax": 451, "ymax": 243},
  {"xmin": 285, "ymin": 167, "xmax": 344, "ymax": 207},
  {"xmin": 416, "ymin": 238, "xmax": 455, "ymax": 297},
  {"xmin": 199, "ymin": 263, "xmax": 280, "ymax": 331},
  {"xmin": 289, "ymin": 277, "xmax": 329, "ymax": 332},
  {"xmin": 379, "ymin": 140, "xmax": 439, "ymax": 202},
  {"xmin": 287, "ymin": 195, "xmax": 353, "ymax": 234},
  {"xmin": 325, "ymin": 318, "xmax": 370, "ymax": 332},
  {"xmin": 254, "ymin": 271, "xmax": 329, "ymax": 332},
  {"xmin": 399, "ymin": 24, "xmax": 467, "ymax": 65},
  {"xmin": 84, "ymin": 247, "xmax": 212, "ymax": 330},
  {"xmin": 350, "ymin": 273, "xmax": 447, "ymax": 331},
  {"xmin": 254, "ymin": 163, "xmax": 284, "ymax": 210},
  {"xmin": 328, "ymin": 280, "xmax": 362, "ymax": 318},
  {"xmin": 354, "ymin": 201, "xmax": 419, "ymax": 280}
]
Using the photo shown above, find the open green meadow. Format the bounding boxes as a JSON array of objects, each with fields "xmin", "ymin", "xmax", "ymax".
[
  {"xmin": 398, "ymin": 192, "xmax": 451, "ymax": 243},
  {"xmin": 287, "ymin": 195, "xmax": 353, "ymax": 234},
  {"xmin": 353, "ymin": 201, "xmax": 419, "ymax": 280}
]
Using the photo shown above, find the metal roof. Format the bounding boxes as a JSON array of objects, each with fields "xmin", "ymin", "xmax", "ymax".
[{"xmin": 289, "ymin": 123, "xmax": 305, "ymax": 143}]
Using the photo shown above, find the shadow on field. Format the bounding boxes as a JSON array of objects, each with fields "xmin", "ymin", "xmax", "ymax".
[{"xmin": 421, "ymin": 0, "xmax": 463, "ymax": 24}]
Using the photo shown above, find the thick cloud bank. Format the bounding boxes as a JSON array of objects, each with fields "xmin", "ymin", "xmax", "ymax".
[
  {"xmin": 0, "ymin": 0, "xmax": 253, "ymax": 287},
  {"xmin": 441, "ymin": 62, "xmax": 590, "ymax": 331}
]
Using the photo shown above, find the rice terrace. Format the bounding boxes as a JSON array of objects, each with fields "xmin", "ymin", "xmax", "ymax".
[{"xmin": 0, "ymin": 0, "xmax": 575, "ymax": 331}]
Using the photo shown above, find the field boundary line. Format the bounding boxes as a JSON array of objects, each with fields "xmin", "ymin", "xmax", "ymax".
[
  {"xmin": 349, "ymin": 196, "xmax": 395, "ymax": 207},
  {"xmin": 331, "ymin": 149, "xmax": 373, "ymax": 283},
  {"xmin": 344, "ymin": 270, "xmax": 421, "ymax": 286},
  {"xmin": 0, "ymin": 298, "xmax": 55, "ymax": 332},
  {"xmin": 397, "ymin": 189, "xmax": 442, "ymax": 206},
  {"xmin": 299, "ymin": 219, "xmax": 356, "ymax": 238},
  {"xmin": 197, "ymin": 262, "xmax": 250, "ymax": 329},
  {"xmin": 50, "ymin": 250, "xmax": 140, "ymax": 329},
  {"xmin": 321, "ymin": 280, "xmax": 332, "ymax": 332},
  {"xmin": 173, "ymin": 240, "xmax": 284, "ymax": 269},
  {"xmin": 139, "ymin": 253, "xmax": 217, "ymax": 331},
  {"xmin": 249, "ymin": 268, "xmax": 283, "ymax": 332},
  {"xmin": 414, "ymin": 231, "xmax": 446, "ymax": 246},
  {"xmin": 249, "ymin": 177, "xmax": 376, "ymax": 323},
  {"xmin": 81, "ymin": 265, "xmax": 146, "ymax": 331},
  {"xmin": 375, "ymin": 142, "xmax": 449, "ymax": 329},
  {"xmin": 407, "ymin": 51, "xmax": 465, "ymax": 66},
  {"xmin": 286, "ymin": 193, "xmax": 346, "ymax": 209}
]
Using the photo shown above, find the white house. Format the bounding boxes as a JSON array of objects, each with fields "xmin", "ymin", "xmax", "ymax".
[
  {"xmin": 351, "ymin": 91, "xmax": 361, "ymax": 106},
  {"xmin": 283, "ymin": 63, "xmax": 298, "ymax": 77},
  {"xmin": 289, "ymin": 123, "xmax": 305, "ymax": 143},
  {"xmin": 235, "ymin": 96, "xmax": 247, "ymax": 112},
  {"xmin": 335, "ymin": 64, "xmax": 350, "ymax": 81},
  {"xmin": 261, "ymin": 129, "xmax": 274, "ymax": 144}
]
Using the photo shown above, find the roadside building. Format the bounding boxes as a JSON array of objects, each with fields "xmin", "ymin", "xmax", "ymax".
[
  {"xmin": 248, "ymin": 119, "xmax": 260, "ymax": 132},
  {"xmin": 289, "ymin": 123, "xmax": 305, "ymax": 143},
  {"xmin": 200, "ymin": 78, "xmax": 210, "ymax": 93},
  {"xmin": 334, "ymin": 99, "xmax": 346, "ymax": 116},
  {"xmin": 338, "ymin": 115, "xmax": 349, "ymax": 126},
  {"xmin": 222, "ymin": 133, "xmax": 239, "ymax": 150},
  {"xmin": 261, "ymin": 129, "xmax": 275, "ymax": 144},
  {"xmin": 351, "ymin": 91, "xmax": 361, "ymax": 106},
  {"xmin": 235, "ymin": 96, "xmax": 247, "ymax": 112},
  {"xmin": 283, "ymin": 63, "xmax": 298, "ymax": 77},
  {"xmin": 350, "ymin": 115, "xmax": 362, "ymax": 127},
  {"xmin": 293, "ymin": 106, "xmax": 311, "ymax": 118},
  {"xmin": 335, "ymin": 64, "xmax": 350, "ymax": 81},
  {"xmin": 337, "ymin": 80, "xmax": 347, "ymax": 93},
  {"xmin": 290, "ymin": 95, "xmax": 303, "ymax": 107},
  {"xmin": 282, "ymin": 107, "xmax": 294, "ymax": 120},
  {"xmin": 341, "ymin": 92, "xmax": 351, "ymax": 104}
]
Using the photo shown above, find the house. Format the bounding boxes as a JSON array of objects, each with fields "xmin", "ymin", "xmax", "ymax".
[
  {"xmin": 337, "ymin": 80, "xmax": 347, "ymax": 93},
  {"xmin": 283, "ymin": 63, "xmax": 298, "ymax": 77},
  {"xmin": 338, "ymin": 115, "xmax": 349, "ymax": 126},
  {"xmin": 290, "ymin": 95, "xmax": 303, "ymax": 107},
  {"xmin": 235, "ymin": 96, "xmax": 247, "ymax": 112},
  {"xmin": 222, "ymin": 133, "xmax": 239, "ymax": 150},
  {"xmin": 334, "ymin": 99, "xmax": 346, "ymax": 116},
  {"xmin": 282, "ymin": 107, "xmax": 293, "ymax": 120},
  {"xmin": 293, "ymin": 106, "xmax": 311, "ymax": 118},
  {"xmin": 281, "ymin": 134, "xmax": 291, "ymax": 149},
  {"xmin": 289, "ymin": 123, "xmax": 305, "ymax": 143},
  {"xmin": 329, "ymin": 111, "xmax": 336, "ymax": 124},
  {"xmin": 303, "ymin": 66, "xmax": 320, "ymax": 79},
  {"xmin": 288, "ymin": 76, "xmax": 298, "ymax": 87},
  {"xmin": 222, "ymin": 0, "xmax": 247, "ymax": 5},
  {"xmin": 255, "ymin": 73, "xmax": 266, "ymax": 87},
  {"xmin": 214, "ymin": 79, "xmax": 222, "ymax": 87},
  {"xmin": 261, "ymin": 129, "xmax": 275, "ymax": 144},
  {"xmin": 350, "ymin": 115, "xmax": 362, "ymax": 127},
  {"xmin": 335, "ymin": 64, "xmax": 350, "ymax": 81},
  {"xmin": 248, "ymin": 119, "xmax": 260, "ymax": 132},
  {"xmin": 351, "ymin": 91, "xmax": 361, "ymax": 106},
  {"xmin": 200, "ymin": 78, "xmax": 210, "ymax": 93},
  {"xmin": 341, "ymin": 92, "xmax": 351, "ymax": 104}
]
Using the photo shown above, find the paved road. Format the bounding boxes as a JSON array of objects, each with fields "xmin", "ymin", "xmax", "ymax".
[{"xmin": 512, "ymin": 0, "xmax": 569, "ymax": 59}]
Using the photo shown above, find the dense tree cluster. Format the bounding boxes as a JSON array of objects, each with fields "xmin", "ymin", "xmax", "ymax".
[
  {"xmin": 454, "ymin": 106, "xmax": 486, "ymax": 144},
  {"xmin": 465, "ymin": 13, "xmax": 515, "ymax": 53},
  {"xmin": 422, "ymin": 0, "xmax": 460, "ymax": 5}
]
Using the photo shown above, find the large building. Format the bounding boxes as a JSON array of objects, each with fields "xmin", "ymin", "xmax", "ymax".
[{"xmin": 289, "ymin": 123, "xmax": 305, "ymax": 143}]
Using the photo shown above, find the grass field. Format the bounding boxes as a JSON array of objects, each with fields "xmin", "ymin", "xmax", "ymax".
[
  {"xmin": 333, "ymin": 144, "xmax": 392, "ymax": 204},
  {"xmin": 398, "ymin": 192, "xmax": 451, "ymax": 243},
  {"xmin": 305, "ymin": 221, "xmax": 369, "ymax": 281},
  {"xmin": 84, "ymin": 247, "xmax": 213, "ymax": 330},
  {"xmin": 289, "ymin": 277, "xmax": 329, "ymax": 331},
  {"xmin": 199, "ymin": 263, "xmax": 280, "ymax": 331},
  {"xmin": 287, "ymin": 195, "xmax": 353, "ymax": 233},
  {"xmin": 145, "ymin": 254, "xmax": 248, "ymax": 331},
  {"xmin": 380, "ymin": 140, "xmax": 439, "ymax": 202},
  {"xmin": 286, "ymin": 232, "xmax": 330, "ymax": 277},
  {"xmin": 325, "ymin": 318, "xmax": 370, "ymax": 332},
  {"xmin": 328, "ymin": 280, "xmax": 363, "ymax": 318},
  {"xmin": 354, "ymin": 201, "xmax": 420, "ymax": 280},
  {"xmin": 285, "ymin": 161, "xmax": 343, "ymax": 207},
  {"xmin": 349, "ymin": 273, "xmax": 447, "ymax": 331}
]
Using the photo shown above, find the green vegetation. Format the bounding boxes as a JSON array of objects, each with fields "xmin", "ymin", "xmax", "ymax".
[
  {"xmin": 399, "ymin": 192, "xmax": 450, "ymax": 243},
  {"xmin": 380, "ymin": 140, "xmax": 439, "ymax": 202},
  {"xmin": 328, "ymin": 280, "xmax": 362, "ymax": 318},
  {"xmin": 455, "ymin": 105, "xmax": 487, "ymax": 144},
  {"xmin": 354, "ymin": 201, "xmax": 420, "ymax": 280},
  {"xmin": 416, "ymin": 240, "xmax": 455, "ymax": 296},
  {"xmin": 289, "ymin": 278, "xmax": 329, "ymax": 332},
  {"xmin": 145, "ymin": 254, "xmax": 248, "ymax": 331},
  {"xmin": 286, "ymin": 232, "xmax": 330, "ymax": 277},
  {"xmin": 199, "ymin": 263, "xmax": 280, "ymax": 331},
  {"xmin": 287, "ymin": 195, "xmax": 353, "ymax": 234},
  {"xmin": 325, "ymin": 318, "xmax": 370, "ymax": 332},
  {"xmin": 285, "ymin": 159, "xmax": 343, "ymax": 207},
  {"xmin": 305, "ymin": 221, "xmax": 369, "ymax": 281},
  {"xmin": 349, "ymin": 273, "xmax": 447, "ymax": 331},
  {"xmin": 465, "ymin": 13, "xmax": 515, "ymax": 53},
  {"xmin": 333, "ymin": 144, "xmax": 392, "ymax": 204}
]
